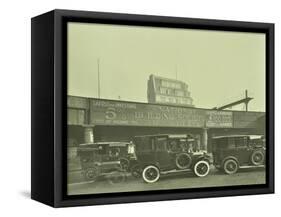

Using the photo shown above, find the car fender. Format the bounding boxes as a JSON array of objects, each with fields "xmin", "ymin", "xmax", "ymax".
[
  {"xmin": 190, "ymin": 156, "xmax": 209, "ymax": 168},
  {"xmin": 195, "ymin": 154, "xmax": 212, "ymax": 163},
  {"xmin": 134, "ymin": 161, "xmax": 160, "ymax": 170},
  {"xmin": 146, "ymin": 162, "xmax": 161, "ymax": 170}
]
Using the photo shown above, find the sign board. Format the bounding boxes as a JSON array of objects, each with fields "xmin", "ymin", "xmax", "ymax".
[
  {"xmin": 89, "ymin": 99, "xmax": 234, "ymax": 128},
  {"xmin": 205, "ymin": 111, "xmax": 233, "ymax": 128},
  {"xmin": 90, "ymin": 99, "xmax": 205, "ymax": 127},
  {"xmin": 148, "ymin": 75, "xmax": 193, "ymax": 107},
  {"xmin": 233, "ymin": 112, "xmax": 265, "ymax": 128}
]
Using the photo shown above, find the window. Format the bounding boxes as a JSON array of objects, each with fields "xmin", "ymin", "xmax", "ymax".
[
  {"xmin": 161, "ymin": 80, "xmax": 181, "ymax": 89},
  {"xmin": 167, "ymin": 89, "xmax": 175, "ymax": 95},
  {"xmin": 160, "ymin": 87, "xmax": 166, "ymax": 94},
  {"xmin": 175, "ymin": 90, "xmax": 184, "ymax": 96},
  {"xmin": 160, "ymin": 96, "xmax": 167, "ymax": 102},
  {"xmin": 179, "ymin": 139, "xmax": 188, "ymax": 151},
  {"xmin": 96, "ymin": 145, "xmax": 106, "ymax": 155},
  {"xmin": 235, "ymin": 137, "xmax": 247, "ymax": 148},
  {"xmin": 168, "ymin": 140, "xmax": 181, "ymax": 152},
  {"xmin": 109, "ymin": 147, "xmax": 120, "ymax": 157}
]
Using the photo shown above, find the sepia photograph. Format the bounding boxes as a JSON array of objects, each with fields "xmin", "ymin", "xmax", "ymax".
[{"xmin": 66, "ymin": 22, "xmax": 266, "ymax": 196}]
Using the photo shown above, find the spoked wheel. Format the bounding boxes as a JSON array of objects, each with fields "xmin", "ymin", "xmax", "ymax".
[
  {"xmin": 131, "ymin": 164, "xmax": 142, "ymax": 178},
  {"xmin": 251, "ymin": 150, "xmax": 265, "ymax": 166},
  {"xmin": 142, "ymin": 165, "xmax": 160, "ymax": 183},
  {"xmin": 107, "ymin": 171, "xmax": 127, "ymax": 185},
  {"xmin": 193, "ymin": 160, "xmax": 210, "ymax": 177},
  {"xmin": 176, "ymin": 153, "xmax": 192, "ymax": 169},
  {"xmin": 83, "ymin": 167, "xmax": 99, "ymax": 181},
  {"xmin": 223, "ymin": 159, "xmax": 238, "ymax": 174},
  {"xmin": 120, "ymin": 158, "xmax": 130, "ymax": 171}
]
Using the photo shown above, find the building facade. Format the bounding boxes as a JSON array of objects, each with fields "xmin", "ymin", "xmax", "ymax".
[{"xmin": 68, "ymin": 95, "xmax": 265, "ymax": 154}]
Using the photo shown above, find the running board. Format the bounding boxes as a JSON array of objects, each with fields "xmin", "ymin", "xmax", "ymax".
[
  {"xmin": 239, "ymin": 165, "xmax": 265, "ymax": 169},
  {"xmin": 160, "ymin": 169, "xmax": 192, "ymax": 175}
]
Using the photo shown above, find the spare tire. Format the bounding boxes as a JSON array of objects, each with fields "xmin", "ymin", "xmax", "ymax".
[
  {"xmin": 251, "ymin": 150, "xmax": 265, "ymax": 166},
  {"xmin": 176, "ymin": 153, "xmax": 192, "ymax": 169}
]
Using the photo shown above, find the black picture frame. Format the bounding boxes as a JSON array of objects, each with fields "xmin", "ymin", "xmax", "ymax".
[{"xmin": 31, "ymin": 9, "xmax": 274, "ymax": 207}]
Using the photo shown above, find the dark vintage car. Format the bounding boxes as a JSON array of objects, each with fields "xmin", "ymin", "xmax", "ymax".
[
  {"xmin": 77, "ymin": 142, "xmax": 136, "ymax": 183},
  {"xmin": 129, "ymin": 134, "xmax": 212, "ymax": 183},
  {"xmin": 212, "ymin": 135, "xmax": 266, "ymax": 174}
]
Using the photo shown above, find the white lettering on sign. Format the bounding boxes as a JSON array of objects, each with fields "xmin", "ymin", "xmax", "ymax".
[{"xmin": 206, "ymin": 111, "xmax": 233, "ymax": 128}]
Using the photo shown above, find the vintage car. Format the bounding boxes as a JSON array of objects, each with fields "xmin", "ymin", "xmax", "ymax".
[
  {"xmin": 212, "ymin": 135, "xmax": 266, "ymax": 174},
  {"xmin": 129, "ymin": 134, "xmax": 212, "ymax": 183},
  {"xmin": 77, "ymin": 142, "xmax": 136, "ymax": 183}
]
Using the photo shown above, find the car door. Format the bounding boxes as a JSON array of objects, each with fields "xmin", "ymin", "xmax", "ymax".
[
  {"xmin": 154, "ymin": 137, "xmax": 172, "ymax": 170},
  {"xmin": 234, "ymin": 136, "xmax": 251, "ymax": 165}
]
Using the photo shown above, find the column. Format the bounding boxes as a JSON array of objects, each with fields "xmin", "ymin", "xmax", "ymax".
[
  {"xmin": 202, "ymin": 128, "xmax": 208, "ymax": 151},
  {"xmin": 84, "ymin": 126, "xmax": 94, "ymax": 143}
]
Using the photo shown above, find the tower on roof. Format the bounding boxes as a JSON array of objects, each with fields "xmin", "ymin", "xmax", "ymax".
[{"xmin": 147, "ymin": 74, "xmax": 194, "ymax": 107}]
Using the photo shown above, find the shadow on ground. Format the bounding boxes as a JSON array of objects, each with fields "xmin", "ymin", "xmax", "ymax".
[{"xmin": 19, "ymin": 191, "xmax": 31, "ymax": 199}]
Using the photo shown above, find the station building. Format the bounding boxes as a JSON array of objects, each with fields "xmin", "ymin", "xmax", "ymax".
[{"xmin": 67, "ymin": 95, "xmax": 265, "ymax": 156}]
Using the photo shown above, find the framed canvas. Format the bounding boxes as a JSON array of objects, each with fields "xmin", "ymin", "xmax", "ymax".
[{"xmin": 31, "ymin": 9, "xmax": 274, "ymax": 207}]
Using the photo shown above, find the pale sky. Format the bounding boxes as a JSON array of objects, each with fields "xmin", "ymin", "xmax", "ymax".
[{"xmin": 67, "ymin": 22, "xmax": 265, "ymax": 112}]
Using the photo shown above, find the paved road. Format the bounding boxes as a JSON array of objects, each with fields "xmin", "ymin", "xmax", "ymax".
[{"xmin": 68, "ymin": 167, "xmax": 265, "ymax": 195}]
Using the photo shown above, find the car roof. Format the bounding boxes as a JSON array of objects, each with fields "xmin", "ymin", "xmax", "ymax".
[
  {"xmin": 134, "ymin": 134, "xmax": 192, "ymax": 139},
  {"xmin": 212, "ymin": 135, "xmax": 264, "ymax": 140}
]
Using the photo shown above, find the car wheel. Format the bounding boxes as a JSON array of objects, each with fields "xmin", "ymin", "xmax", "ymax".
[
  {"xmin": 142, "ymin": 165, "xmax": 160, "ymax": 183},
  {"xmin": 193, "ymin": 160, "xmax": 210, "ymax": 177},
  {"xmin": 223, "ymin": 159, "xmax": 238, "ymax": 174},
  {"xmin": 131, "ymin": 164, "xmax": 142, "ymax": 178},
  {"xmin": 120, "ymin": 158, "xmax": 130, "ymax": 171},
  {"xmin": 176, "ymin": 153, "xmax": 192, "ymax": 169},
  {"xmin": 251, "ymin": 150, "xmax": 265, "ymax": 166},
  {"xmin": 83, "ymin": 167, "xmax": 99, "ymax": 181}
]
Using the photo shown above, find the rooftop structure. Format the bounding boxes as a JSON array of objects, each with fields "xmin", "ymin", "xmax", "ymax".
[{"xmin": 147, "ymin": 74, "xmax": 194, "ymax": 107}]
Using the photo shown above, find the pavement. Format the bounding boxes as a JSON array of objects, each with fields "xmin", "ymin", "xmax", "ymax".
[{"xmin": 67, "ymin": 166, "xmax": 266, "ymax": 195}]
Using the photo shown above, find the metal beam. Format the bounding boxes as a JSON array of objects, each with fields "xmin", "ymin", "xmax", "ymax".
[{"xmin": 216, "ymin": 97, "xmax": 253, "ymax": 110}]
